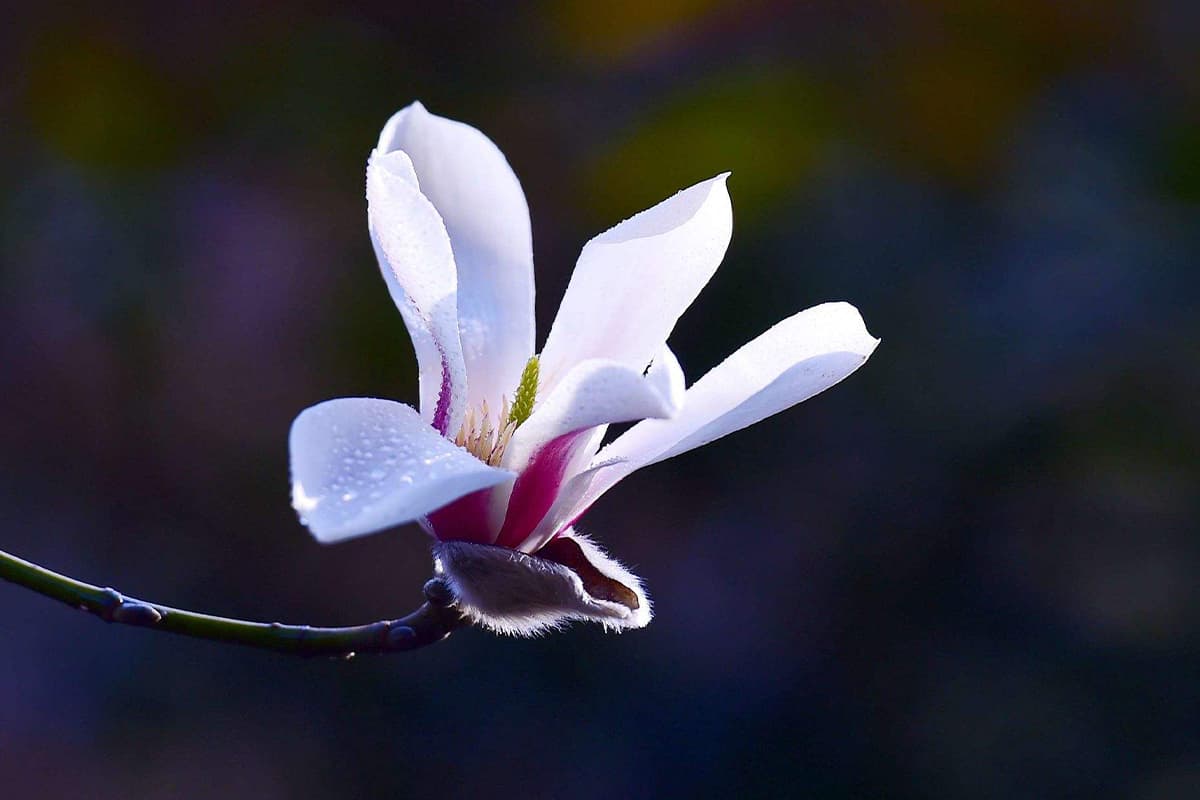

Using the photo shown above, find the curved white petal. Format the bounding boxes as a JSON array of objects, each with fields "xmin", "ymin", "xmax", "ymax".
[
  {"xmin": 606, "ymin": 302, "xmax": 878, "ymax": 465},
  {"xmin": 489, "ymin": 355, "xmax": 684, "ymax": 544},
  {"xmin": 367, "ymin": 150, "xmax": 468, "ymax": 435},
  {"xmin": 537, "ymin": 174, "xmax": 732, "ymax": 392},
  {"xmin": 500, "ymin": 356, "xmax": 684, "ymax": 476},
  {"xmin": 509, "ymin": 344, "xmax": 685, "ymax": 553},
  {"xmin": 379, "ymin": 102, "xmax": 535, "ymax": 408},
  {"xmin": 489, "ymin": 352, "xmax": 686, "ymax": 546},
  {"xmin": 643, "ymin": 345, "xmax": 687, "ymax": 414},
  {"xmin": 290, "ymin": 398, "xmax": 513, "ymax": 544},
  {"xmin": 434, "ymin": 530, "xmax": 651, "ymax": 636},
  {"xmin": 537, "ymin": 302, "xmax": 879, "ymax": 537}
]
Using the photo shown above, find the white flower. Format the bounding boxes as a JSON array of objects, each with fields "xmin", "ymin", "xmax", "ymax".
[{"xmin": 290, "ymin": 102, "xmax": 878, "ymax": 636}]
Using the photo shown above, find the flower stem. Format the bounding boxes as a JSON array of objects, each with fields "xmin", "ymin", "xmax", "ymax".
[{"xmin": 0, "ymin": 548, "xmax": 467, "ymax": 657}]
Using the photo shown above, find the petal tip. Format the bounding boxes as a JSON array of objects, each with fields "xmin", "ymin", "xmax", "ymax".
[
  {"xmin": 702, "ymin": 171, "xmax": 732, "ymax": 199},
  {"xmin": 378, "ymin": 101, "xmax": 433, "ymax": 154},
  {"xmin": 367, "ymin": 148, "xmax": 417, "ymax": 186},
  {"xmin": 812, "ymin": 301, "xmax": 879, "ymax": 357}
]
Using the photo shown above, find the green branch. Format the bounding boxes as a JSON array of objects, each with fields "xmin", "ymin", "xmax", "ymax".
[{"xmin": 0, "ymin": 548, "xmax": 467, "ymax": 657}]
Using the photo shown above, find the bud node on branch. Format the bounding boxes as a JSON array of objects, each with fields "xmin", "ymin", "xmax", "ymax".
[{"xmin": 0, "ymin": 548, "xmax": 468, "ymax": 658}]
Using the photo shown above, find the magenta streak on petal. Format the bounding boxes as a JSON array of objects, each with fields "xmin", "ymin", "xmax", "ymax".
[
  {"xmin": 493, "ymin": 432, "xmax": 587, "ymax": 550},
  {"xmin": 427, "ymin": 487, "xmax": 496, "ymax": 544},
  {"xmin": 430, "ymin": 352, "xmax": 454, "ymax": 435}
]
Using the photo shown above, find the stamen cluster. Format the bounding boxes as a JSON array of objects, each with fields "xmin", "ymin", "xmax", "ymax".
[
  {"xmin": 452, "ymin": 355, "xmax": 540, "ymax": 467},
  {"xmin": 454, "ymin": 397, "xmax": 516, "ymax": 466}
]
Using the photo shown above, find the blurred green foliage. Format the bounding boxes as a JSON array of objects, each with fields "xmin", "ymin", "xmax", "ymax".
[
  {"xmin": 26, "ymin": 31, "xmax": 188, "ymax": 171},
  {"xmin": 587, "ymin": 69, "xmax": 833, "ymax": 226}
]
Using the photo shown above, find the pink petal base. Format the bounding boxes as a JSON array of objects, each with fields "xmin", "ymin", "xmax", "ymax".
[
  {"xmin": 427, "ymin": 487, "xmax": 494, "ymax": 544},
  {"xmin": 427, "ymin": 432, "xmax": 592, "ymax": 550},
  {"xmin": 494, "ymin": 432, "xmax": 585, "ymax": 550}
]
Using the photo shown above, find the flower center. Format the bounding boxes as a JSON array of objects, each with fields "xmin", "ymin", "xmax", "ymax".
[{"xmin": 452, "ymin": 355, "xmax": 540, "ymax": 466}]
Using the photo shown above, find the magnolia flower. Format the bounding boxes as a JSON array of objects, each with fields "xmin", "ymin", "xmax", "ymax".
[{"xmin": 290, "ymin": 102, "xmax": 878, "ymax": 636}]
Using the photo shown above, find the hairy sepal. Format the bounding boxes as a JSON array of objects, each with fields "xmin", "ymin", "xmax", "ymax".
[{"xmin": 433, "ymin": 530, "xmax": 651, "ymax": 636}]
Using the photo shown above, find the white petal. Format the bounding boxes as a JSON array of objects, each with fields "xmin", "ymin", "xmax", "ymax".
[
  {"xmin": 537, "ymin": 174, "xmax": 732, "ymax": 392},
  {"xmin": 643, "ymin": 344, "xmax": 687, "ymax": 414},
  {"xmin": 290, "ymin": 398, "xmax": 513, "ymax": 544},
  {"xmin": 433, "ymin": 530, "xmax": 651, "ymax": 636},
  {"xmin": 379, "ymin": 102, "xmax": 535, "ymax": 407},
  {"xmin": 608, "ymin": 302, "xmax": 878, "ymax": 464},
  {"xmin": 490, "ymin": 356, "xmax": 684, "ymax": 544},
  {"xmin": 509, "ymin": 344, "xmax": 685, "ymax": 553},
  {"xmin": 501, "ymin": 356, "xmax": 684, "ymax": 475},
  {"xmin": 367, "ymin": 149, "xmax": 467, "ymax": 435},
  {"xmin": 539, "ymin": 302, "xmax": 879, "ymax": 536}
]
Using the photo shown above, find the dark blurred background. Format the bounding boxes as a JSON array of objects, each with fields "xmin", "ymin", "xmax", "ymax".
[{"xmin": 2, "ymin": 1, "xmax": 1197, "ymax": 797}]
